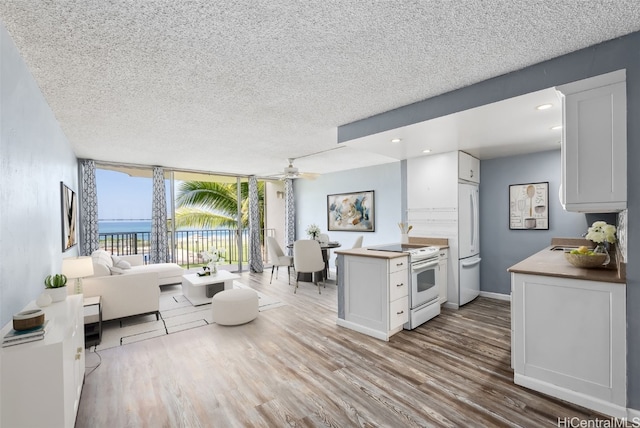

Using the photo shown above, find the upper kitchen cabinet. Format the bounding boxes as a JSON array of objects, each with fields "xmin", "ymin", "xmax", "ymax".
[
  {"xmin": 458, "ymin": 151, "xmax": 480, "ymax": 184},
  {"xmin": 556, "ymin": 70, "xmax": 627, "ymax": 213}
]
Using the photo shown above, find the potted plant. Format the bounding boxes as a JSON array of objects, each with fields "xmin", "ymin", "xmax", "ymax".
[{"xmin": 44, "ymin": 273, "xmax": 68, "ymax": 302}]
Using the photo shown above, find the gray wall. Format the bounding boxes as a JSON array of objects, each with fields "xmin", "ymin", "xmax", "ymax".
[
  {"xmin": 479, "ymin": 150, "xmax": 586, "ymax": 295},
  {"xmin": 294, "ymin": 161, "xmax": 401, "ymax": 270},
  {"xmin": 0, "ymin": 23, "xmax": 78, "ymax": 327},
  {"xmin": 338, "ymin": 30, "xmax": 640, "ymax": 410}
]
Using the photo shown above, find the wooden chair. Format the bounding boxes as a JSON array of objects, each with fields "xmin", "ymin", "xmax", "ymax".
[{"xmin": 293, "ymin": 239, "xmax": 325, "ymax": 294}]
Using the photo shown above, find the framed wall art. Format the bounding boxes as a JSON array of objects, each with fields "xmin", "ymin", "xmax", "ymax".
[
  {"xmin": 509, "ymin": 182, "xmax": 549, "ymax": 230},
  {"xmin": 61, "ymin": 181, "xmax": 78, "ymax": 251},
  {"xmin": 327, "ymin": 190, "xmax": 375, "ymax": 232}
]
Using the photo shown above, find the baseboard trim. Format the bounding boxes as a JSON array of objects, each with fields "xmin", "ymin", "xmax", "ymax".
[
  {"xmin": 514, "ymin": 374, "xmax": 627, "ymax": 419},
  {"xmin": 479, "ymin": 291, "xmax": 511, "ymax": 301},
  {"xmin": 628, "ymin": 407, "xmax": 640, "ymax": 420}
]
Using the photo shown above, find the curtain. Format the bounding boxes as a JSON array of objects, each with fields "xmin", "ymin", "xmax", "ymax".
[
  {"xmin": 150, "ymin": 167, "xmax": 168, "ymax": 264},
  {"xmin": 80, "ymin": 159, "xmax": 100, "ymax": 256},
  {"xmin": 248, "ymin": 176, "xmax": 263, "ymax": 273},
  {"xmin": 284, "ymin": 178, "xmax": 295, "ymax": 254}
]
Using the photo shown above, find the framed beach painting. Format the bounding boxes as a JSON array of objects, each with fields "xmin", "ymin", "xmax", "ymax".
[
  {"xmin": 327, "ymin": 190, "xmax": 375, "ymax": 232},
  {"xmin": 509, "ymin": 182, "xmax": 549, "ymax": 230},
  {"xmin": 61, "ymin": 181, "xmax": 78, "ymax": 251}
]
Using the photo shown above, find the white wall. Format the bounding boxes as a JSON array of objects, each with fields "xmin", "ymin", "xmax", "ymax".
[
  {"xmin": 294, "ymin": 161, "xmax": 402, "ymax": 270},
  {"xmin": 0, "ymin": 24, "xmax": 78, "ymax": 326}
]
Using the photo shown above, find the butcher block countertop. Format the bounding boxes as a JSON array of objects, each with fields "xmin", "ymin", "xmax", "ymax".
[{"xmin": 508, "ymin": 238, "xmax": 626, "ymax": 284}]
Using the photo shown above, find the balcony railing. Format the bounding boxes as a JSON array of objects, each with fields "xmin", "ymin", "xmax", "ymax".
[{"xmin": 99, "ymin": 228, "xmax": 274, "ymax": 269}]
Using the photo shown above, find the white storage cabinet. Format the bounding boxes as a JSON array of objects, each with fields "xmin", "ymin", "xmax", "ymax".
[
  {"xmin": 511, "ymin": 273, "xmax": 626, "ymax": 418},
  {"xmin": 458, "ymin": 151, "xmax": 480, "ymax": 183},
  {"xmin": 338, "ymin": 254, "xmax": 409, "ymax": 341},
  {"xmin": 556, "ymin": 69, "xmax": 627, "ymax": 213},
  {"xmin": 1, "ymin": 294, "xmax": 85, "ymax": 428}
]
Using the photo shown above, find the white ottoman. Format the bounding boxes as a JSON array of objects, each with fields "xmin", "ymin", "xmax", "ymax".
[{"xmin": 211, "ymin": 288, "xmax": 259, "ymax": 326}]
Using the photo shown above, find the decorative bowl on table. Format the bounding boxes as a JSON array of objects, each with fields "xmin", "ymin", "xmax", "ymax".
[{"xmin": 564, "ymin": 252, "xmax": 607, "ymax": 268}]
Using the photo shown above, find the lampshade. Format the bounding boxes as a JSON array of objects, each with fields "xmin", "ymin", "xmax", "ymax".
[{"xmin": 61, "ymin": 256, "xmax": 94, "ymax": 279}]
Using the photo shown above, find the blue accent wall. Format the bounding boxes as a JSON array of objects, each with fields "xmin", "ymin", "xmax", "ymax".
[{"xmin": 479, "ymin": 150, "xmax": 586, "ymax": 295}]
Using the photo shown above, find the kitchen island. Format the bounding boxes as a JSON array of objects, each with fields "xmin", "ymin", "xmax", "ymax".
[
  {"xmin": 508, "ymin": 238, "xmax": 627, "ymax": 418},
  {"xmin": 335, "ymin": 238, "xmax": 448, "ymax": 341}
]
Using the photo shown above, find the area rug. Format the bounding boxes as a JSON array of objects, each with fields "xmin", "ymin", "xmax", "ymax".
[{"xmin": 92, "ymin": 281, "xmax": 285, "ymax": 351}]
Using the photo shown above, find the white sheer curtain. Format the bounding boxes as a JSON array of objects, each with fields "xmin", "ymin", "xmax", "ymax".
[
  {"xmin": 80, "ymin": 159, "xmax": 100, "ymax": 255},
  {"xmin": 150, "ymin": 167, "xmax": 168, "ymax": 264},
  {"xmin": 284, "ymin": 178, "xmax": 295, "ymax": 254},
  {"xmin": 248, "ymin": 176, "xmax": 263, "ymax": 273}
]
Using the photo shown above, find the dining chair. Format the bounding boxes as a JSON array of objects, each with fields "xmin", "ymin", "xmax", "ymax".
[
  {"xmin": 266, "ymin": 236, "xmax": 293, "ymax": 284},
  {"xmin": 335, "ymin": 235, "xmax": 363, "ymax": 283},
  {"xmin": 318, "ymin": 233, "xmax": 330, "ymax": 245},
  {"xmin": 293, "ymin": 239, "xmax": 325, "ymax": 294}
]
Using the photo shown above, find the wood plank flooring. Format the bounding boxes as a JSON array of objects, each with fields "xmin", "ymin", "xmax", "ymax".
[{"xmin": 76, "ymin": 271, "xmax": 604, "ymax": 427}]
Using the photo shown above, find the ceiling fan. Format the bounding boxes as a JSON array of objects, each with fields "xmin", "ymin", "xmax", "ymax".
[{"xmin": 271, "ymin": 146, "xmax": 345, "ymax": 180}]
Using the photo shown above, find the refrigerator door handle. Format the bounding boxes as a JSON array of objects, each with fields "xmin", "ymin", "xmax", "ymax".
[{"xmin": 461, "ymin": 258, "xmax": 482, "ymax": 268}]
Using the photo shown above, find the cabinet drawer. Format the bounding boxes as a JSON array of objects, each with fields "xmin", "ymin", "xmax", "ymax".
[
  {"xmin": 389, "ymin": 257, "xmax": 409, "ymax": 273},
  {"xmin": 389, "ymin": 296, "xmax": 409, "ymax": 330},
  {"xmin": 389, "ymin": 270, "xmax": 408, "ymax": 301}
]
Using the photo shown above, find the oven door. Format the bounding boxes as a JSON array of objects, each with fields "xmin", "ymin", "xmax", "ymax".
[{"xmin": 410, "ymin": 258, "xmax": 440, "ymax": 308}]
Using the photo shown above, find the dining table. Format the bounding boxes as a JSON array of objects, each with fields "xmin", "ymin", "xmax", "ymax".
[{"xmin": 288, "ymin": 241, "xmax": 341, "ymax": 281}]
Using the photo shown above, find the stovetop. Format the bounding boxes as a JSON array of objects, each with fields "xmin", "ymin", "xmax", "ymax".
[{"xmin": 368, "ymin": 244, "xmax": 440, "ymax": 261}]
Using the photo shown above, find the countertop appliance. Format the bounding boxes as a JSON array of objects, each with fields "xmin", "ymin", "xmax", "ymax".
[
  {"xmin": 459, "ymin": 182, "xmax": 481, "ymax": 306},
  {"xmin": 368, "ymin": 244, "xmax": 443, "ymax": 328}
]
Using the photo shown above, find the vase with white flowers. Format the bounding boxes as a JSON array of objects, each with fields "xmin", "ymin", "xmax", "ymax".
[
  {"xmin": 306, "ymin": 224, "xmax": 321, "ymax": 240},
  {"xmin": 202, "ymin": 247, "xmax": 225, "ymax": 274},
  {"xmin": 584, "ymin": 221, "xmax": 617, "ymax": 265}
]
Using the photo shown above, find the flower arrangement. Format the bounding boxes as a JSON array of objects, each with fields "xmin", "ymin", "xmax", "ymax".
[
  {"xmin": 202, "ymin": 247, "xmax": 225, "ymax": 274},
  {"xmin": 585, "ymin": 221, "xmax": 617, "ymax": 244},
  {"xmin": 306, "ymin": 224, "xmax": 321, "ymax": 239}
]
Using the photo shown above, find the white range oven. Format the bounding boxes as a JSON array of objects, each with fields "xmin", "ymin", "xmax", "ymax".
[{"xmin": 367, "ymin": 244, "xmax": 443, "ymax": 330}]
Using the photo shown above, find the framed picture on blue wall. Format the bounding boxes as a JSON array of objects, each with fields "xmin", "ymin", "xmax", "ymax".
[
  {"xmin": 509, "ymin": 182, "xmax": 549, "ymax": 230},
  {"xmin": 327, "ymin": 190, "xmax": 375, "ymax": 232}
]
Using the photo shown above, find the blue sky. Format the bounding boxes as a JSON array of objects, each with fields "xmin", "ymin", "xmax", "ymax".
[{"xmin": 96, "ymin": 169, "xmax": 154, "ymax": 220}]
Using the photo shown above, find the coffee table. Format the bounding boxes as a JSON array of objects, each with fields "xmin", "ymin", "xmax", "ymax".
[{"xmin": 182, "ymin": 271, "xmax": 240, "ymax": 306}]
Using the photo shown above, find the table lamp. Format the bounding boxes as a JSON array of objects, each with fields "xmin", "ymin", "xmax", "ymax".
[{"xmin": 62, "ymin": 256, "xmax": 94, "ymax": 294}]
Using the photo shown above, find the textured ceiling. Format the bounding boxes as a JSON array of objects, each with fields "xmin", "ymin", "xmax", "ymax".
[{"xmin": 2, "ymin": 1, "xmax": 640, "ymax": 178}]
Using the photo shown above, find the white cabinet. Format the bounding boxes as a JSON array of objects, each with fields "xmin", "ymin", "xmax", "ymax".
[
  {"xmin": 338, "ymin": 255, "xmax": 409, "ymax": 341},
  {"xmin": 1, "ymin": 295, "xmax": 85, "ymax": 428},
  {"xmin": 511, "ymin": 273, "xmax": 626, "ymax": 418},
  {"xmin": 438, "ymin": 249, "xmax": 448, "ymax": 303},
  {"xmin": 556, "ymin": 69, "xmax": 627, "ymax": 213},
  {"xmin": 458, "ymin": 151, "xmax": 480, "ymax": 183}
]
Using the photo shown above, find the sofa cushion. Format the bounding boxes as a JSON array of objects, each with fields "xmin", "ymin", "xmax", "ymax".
[
  {"xmin": 129, "ymin": 263, "xmax": 183, "ymax": 280},
  {"xmin": 111, "ymin": 255, "xmax": 131, "ymax": 270},
  {"xmin": 109, "ymin": 266, "xmax": 127, "ymax": 275},
  {"xmin": 92, "ymin": 262, "xmax": 111, "ymax": 277},
  {"xmin": 92, "ymin": 250, "xmax": 114, "ymax": 268}
]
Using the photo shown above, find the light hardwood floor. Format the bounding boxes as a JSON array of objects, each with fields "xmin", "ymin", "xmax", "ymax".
[{"xmin": 76, "ymin": 271, "xmax": 604, "ymax": 427}]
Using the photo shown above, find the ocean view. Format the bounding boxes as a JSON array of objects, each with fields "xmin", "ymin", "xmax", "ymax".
[{"xmin": 99, "ymin": 220, "xmax": 152, "ymax": 234}]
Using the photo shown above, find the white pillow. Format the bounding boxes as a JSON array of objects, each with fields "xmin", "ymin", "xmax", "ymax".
[
  {"xmin": 92, "ymin": 250, "xmax": 113, "ymax": 268},
  {"xmin": 111, "ymin": 255, "xmax": 131, "ymax": 269},
  {"xmin": 109, "ymin": 266, "xmax": 126, "ymax": 275}
]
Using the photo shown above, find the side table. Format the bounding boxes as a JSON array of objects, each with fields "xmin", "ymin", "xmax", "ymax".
[{"xmin": 83, "ymin": 295, "xmax": 102, "ymax": 347}]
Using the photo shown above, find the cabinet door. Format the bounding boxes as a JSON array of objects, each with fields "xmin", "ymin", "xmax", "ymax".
[
  {"xmin": 389, "ymin": 296, "xmax": 409, "ymax": 330},
  {"xmin": 344, "ymin": 256, "xmax": 386, "ymax": 331},
  {"xmin": 558, "ymin": 70, "xmax": 626, "ymax": 212},
  {"xmin": 389, "ymin": 269, "xmax": 408, "ymax": 301},
  {"xmin": 459, "ymin": 151, "xmax": 480, "ymax": 183}
]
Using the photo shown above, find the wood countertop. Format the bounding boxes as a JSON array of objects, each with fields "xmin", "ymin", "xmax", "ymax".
[{"xmin": 508, "ymin": 238, "xmax": 626, "ymax": 284}]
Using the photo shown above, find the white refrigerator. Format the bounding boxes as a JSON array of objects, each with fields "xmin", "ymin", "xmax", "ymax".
[{"xmin": 458, "ymin": 182, "xmax": 481, "ymax": 305}]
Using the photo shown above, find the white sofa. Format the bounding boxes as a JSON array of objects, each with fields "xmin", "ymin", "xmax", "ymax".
[{"xmin": 82, "ymin": 250, "xmax": 184, "ymax": 321}]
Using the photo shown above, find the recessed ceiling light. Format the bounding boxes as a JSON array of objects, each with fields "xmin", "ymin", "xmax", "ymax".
[
  {"xmin": 536, "ymin": 103, "xmax": 553, "ymax": 110},
  {"xmin": 551, "ymin": 125, "xmax": 562, "ymax": 130},
  {"xmin": 390, "ymin": 138, "xmax": 402, "ymax": 143},
  {"xmin": 422, "ymin": 149, "xmax": 431, "ymax": 154}
]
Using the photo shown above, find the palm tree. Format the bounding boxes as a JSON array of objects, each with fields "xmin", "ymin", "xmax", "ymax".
[{"xmin": 174, "ymin": 181, "xmax": 264, "ymax": 231}]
